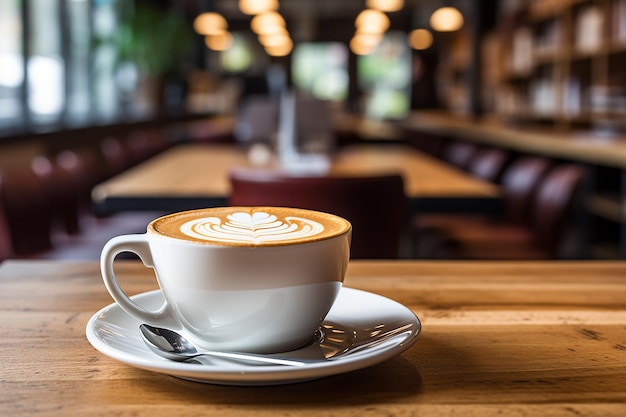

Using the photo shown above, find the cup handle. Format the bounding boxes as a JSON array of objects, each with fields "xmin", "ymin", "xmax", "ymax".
[{"xmin": 100, "ymin": 234, "xmax": 180, "ymax": 328}]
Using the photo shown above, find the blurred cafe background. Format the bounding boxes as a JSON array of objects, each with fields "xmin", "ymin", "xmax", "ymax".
[{"xmin": 1, "ymin": 0, "xmax": 625, "ymax": 262}]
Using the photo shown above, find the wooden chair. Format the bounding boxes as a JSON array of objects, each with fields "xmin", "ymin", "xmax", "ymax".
[{"xmin": 229, "ymin": 170, "xmax": 409, "ymax": 259}]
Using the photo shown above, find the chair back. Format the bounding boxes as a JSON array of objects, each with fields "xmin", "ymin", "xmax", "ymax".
[
  {"xmin": 500, "ymin": 156, "xmax": 552, "ymax": 225},
  {"xmin": 31, "ymin": 156, "xmax": 82, "ymax": 235},
  {"xmin": 100, "ymin": 137, "xmax": 133, "ymax": 178},
  {"xmin": 468, "ymin": 148, "xmax": 510, "ymax": 183},
  {"xmin": 229, "ymin": 170, "xmax": 409, "ymax": 259},
  {"xmin": 442, "ymin": 141, "xmax": 478, "ymax": 171},
  {"xmin": 530, "ymin": 164, "xmax": 585, "ymax": 255},
  {"xmin": 0, "ymin": 200, "xmax": 13, "ymax": 262},
  {"xmin": 57, "ymin": 148, "xmax": 106, "ymax": 212},
  {"xmin": 0, "ymin": 167, "xmax": 54, "ymax": 256}
]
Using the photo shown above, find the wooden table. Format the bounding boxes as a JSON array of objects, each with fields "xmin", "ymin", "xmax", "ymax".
[
  {"xmin": 1, "ymin": 259, "xmax": 625, "ymax": 416},
  {"xmin": 92, "ymin": 143, "xmax": 500, "ymax": 215}
]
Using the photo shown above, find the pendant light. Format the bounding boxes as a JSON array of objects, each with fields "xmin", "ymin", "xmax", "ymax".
[{"xmin": 430, "ymin": 6, "xmax": 463, "ymax": 32}]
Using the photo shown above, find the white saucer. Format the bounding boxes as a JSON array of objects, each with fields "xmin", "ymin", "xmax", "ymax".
[{"xmin": 86, "ymin": 287, "xmax": 421, "ymax": 385}]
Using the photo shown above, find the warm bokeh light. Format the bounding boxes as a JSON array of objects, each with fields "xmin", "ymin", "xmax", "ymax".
[
  {"xmin": 259, "ymin": 32, "xmax": 291, "ymax": 48},
  {"xmin": 238, "ymin": 0, "xmax": 279, "ymax": 15},
  {"xmin": 353, "ymin": 31, "xmax": 383, "ymax": 50},
  {"xmin": 193, "ymin": 12, "xmax": 228, "ymax": 36},
  {"xmin": 408, "ymin": 28, "xmax": 433, "ymax": 50},
  {"xmin": 250, "ymin": 11, "xmax": 286, "ymax": 34},
  {"xmin": 366, "ymin": 0, "xmax": 404, "ymax": 13},
  {"xmin": 265, "ymin": 38, "xmax": 293, "ymax": 56},
  {"xmin": 355, "ymin": 9, "xmax": 390, "ymax": 34},
  {"xmin": 430, "ymin": 7, "xmax": 464, "ymax": 32},
  {"xmin": 350, "ymin": 36, "xmax": 377, "ymax": 56},
  {"xmin": 257, "ymin": 24, "xmax": 288, "ymax": 37},
  {"xmin": 205, "ymin": 31, "xmax": 234, "ymax": 51}
]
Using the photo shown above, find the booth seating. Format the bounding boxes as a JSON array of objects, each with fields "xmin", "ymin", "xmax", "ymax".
[
  {"xmin": 0, "ymin": 202, "xmax": 12, "ymax": 262},
  {"xmin": 468, "ymin": 148, "xmax": 510, "ymax": 183},
  {"xmin": 441, "ymin": 140, "xmax": 480, "ymax": 171},
  {"xmin": 0, "ymin": 166, "xmax": 54, "ymax": 257},
  {"xmin": 418, "ymin": 161, "xmax": 586, "ymax": 260},
  {"xmin": 32, "ymin": 155, "xmax": 81, "ymax": 236},
  {"xmin": 0, "ymin": 127, "xmax": 177, "ymax": 261}
]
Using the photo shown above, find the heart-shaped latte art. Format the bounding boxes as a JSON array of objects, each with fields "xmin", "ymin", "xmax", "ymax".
[{"xmin": 179, "ymin": 211, "xmax": 325, "ymax": 244}]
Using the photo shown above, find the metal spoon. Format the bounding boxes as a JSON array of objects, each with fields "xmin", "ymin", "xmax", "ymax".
[{"xmin": 139, "ymin": 324, "xmax": 310, "ymax": 367}]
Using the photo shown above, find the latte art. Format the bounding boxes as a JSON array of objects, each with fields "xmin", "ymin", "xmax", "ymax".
[
  {"xmin": 180, "ymin": 211, "xmax": 325, "ymax": 244},
  {"xmin": 150, "ymin": 206, "xmax": 350, "ymax": 247}
]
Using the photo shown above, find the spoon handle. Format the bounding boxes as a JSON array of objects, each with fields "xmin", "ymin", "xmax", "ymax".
[{"xmin": 192, "ymin": 351, "xmax": 309, "ymax": 367}]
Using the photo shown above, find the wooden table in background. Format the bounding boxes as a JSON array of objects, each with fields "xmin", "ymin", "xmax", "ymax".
[
  {"xmin": 1, "ymin": 260, "xmax": 626, "ymax": 416},
  {"xmin": 91, "ymin": 144, "xmax": 501, "ymax": 215}
]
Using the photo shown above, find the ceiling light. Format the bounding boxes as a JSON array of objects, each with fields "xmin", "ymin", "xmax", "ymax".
[
  {"xmin": 205, "ymin": 31, "xmax": 234, "ymax": 51},
  {"xmin": 366, "ymin": 0, "xmax": 404, "ymax": 13},
  {"xmin": 408, "ymin": 29, "xmax": 433, "ymax": 50},
  {"xmin": 350, "ymin": 36, "xmax": 377, "ymax": 56},
  {"xmin": 430, "ymin": 7, "xmax": 464, "ymax": 32},
  {"xmin": 355, "ymin": 9, "xmax": 390, "ymax": 34},
  {"xmin": 265, "ymin": 39, "xmax": 293, "ymax": 57},
  {"xmin": 259, "ymin": 32, "xmax": 291, "ymax": 48},
  {"xmin": 251, "ymin": 11, "xmax": 286, "ymax": 34},
  {"xmin": 193, "ymin": 12, "xmax": 228, "ymax": 36},
  {"xmin": 353, "ymin": 32, "xmax": 383, "ymax": 49},
  {"xmin": 239, "ymin": 0, "xmax": 279, "ymax": 15}
]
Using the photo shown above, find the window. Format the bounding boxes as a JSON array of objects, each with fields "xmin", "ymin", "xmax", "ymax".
[
  {"xmin": 358, "ymin": 31, "xmax": 411, "ymax": 119},
  {"xmin": 28, "ymin": 0, "xmax": 65, "ymax": 125},
  {"xmin": 0, "ymin": 0, "xmax": 24, "ymax": 132},
  {"xmin": 292, "ymin": 42, "xmax": 349, "ymax": 101}
]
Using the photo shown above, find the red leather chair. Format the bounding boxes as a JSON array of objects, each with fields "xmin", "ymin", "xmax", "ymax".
[
  {"xmin": 446, "ymin": 163, "xmax": 586, "ymax": 259},
  {"xmin": 100, "ymin": 137, "xmax": 134, "ymax": 178},
  {"xmin": 31, "ymin": 156, "xmax": 82, "ymax": 236},
  {"xmin": 0, "ymin": 201, "xmax": 13, "ymax": 262},
  {"xmin": 468, "ymin": 148, "xmax": 510, "ymax": 183},
  {"xmin": 56, "ymin": 148, "xmax": 107, "ymax": 213},
  {"xmin": 413, "ymin": 156, "xmax": 552, "ymax": 258},
  {"xmin": 441, "ymin": 141, "xmax": 479, "ymax": 171},
  {"xmin": 229, "ymin": 170, "xmax": 409, "ymax": 259},
  {"xmin": 0, "ymin": 167, "xmax": 54, "ymax": 257}
]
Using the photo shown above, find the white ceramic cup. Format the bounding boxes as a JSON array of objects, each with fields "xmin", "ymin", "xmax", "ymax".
[{"xmin": 100, "ymin": 206, "xmax": 351, "ymax": 353}]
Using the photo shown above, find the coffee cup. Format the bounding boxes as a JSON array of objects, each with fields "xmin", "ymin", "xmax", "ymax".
[{"xmin": 100, "ymin": 206, "xmax": 351, "ymax": 353}]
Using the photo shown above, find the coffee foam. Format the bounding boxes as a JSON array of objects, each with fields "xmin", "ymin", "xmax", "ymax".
[{"xmin": 150, "ymin": 207, "xmax": 351, "ymax": 247}]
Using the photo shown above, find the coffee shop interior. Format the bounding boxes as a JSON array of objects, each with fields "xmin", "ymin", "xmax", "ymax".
[{"xmin": 1, "ymin": 0, "xmax": 626, "ymax": 262}]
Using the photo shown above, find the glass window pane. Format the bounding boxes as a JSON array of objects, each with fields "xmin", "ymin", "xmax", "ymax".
[
  {"xmin": 28, "ymin": 0, "xmax": 65, "ymax": 125},
  {"xmin": 358, "ymin": 31, "xmax": 411, "ymax": 120},
  {"xmin": 292, "ymin": 42, "xmax": 349, "ymax": 101},
  {"xmin": 92, "ymin": 0, "xmax": 120, "ymax": 122},
  {"xmin": 67, "ymin": 0, "xmax": 92, "ymax": 126},
  {"xmin": 0, "ymin": 0, "xmax": 24, "ymax": 132}
]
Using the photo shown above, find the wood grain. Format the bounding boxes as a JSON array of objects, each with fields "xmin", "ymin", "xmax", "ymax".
[{"xmin": 1, "ymin": 260, "xmax": 626, "ymax": 416}]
